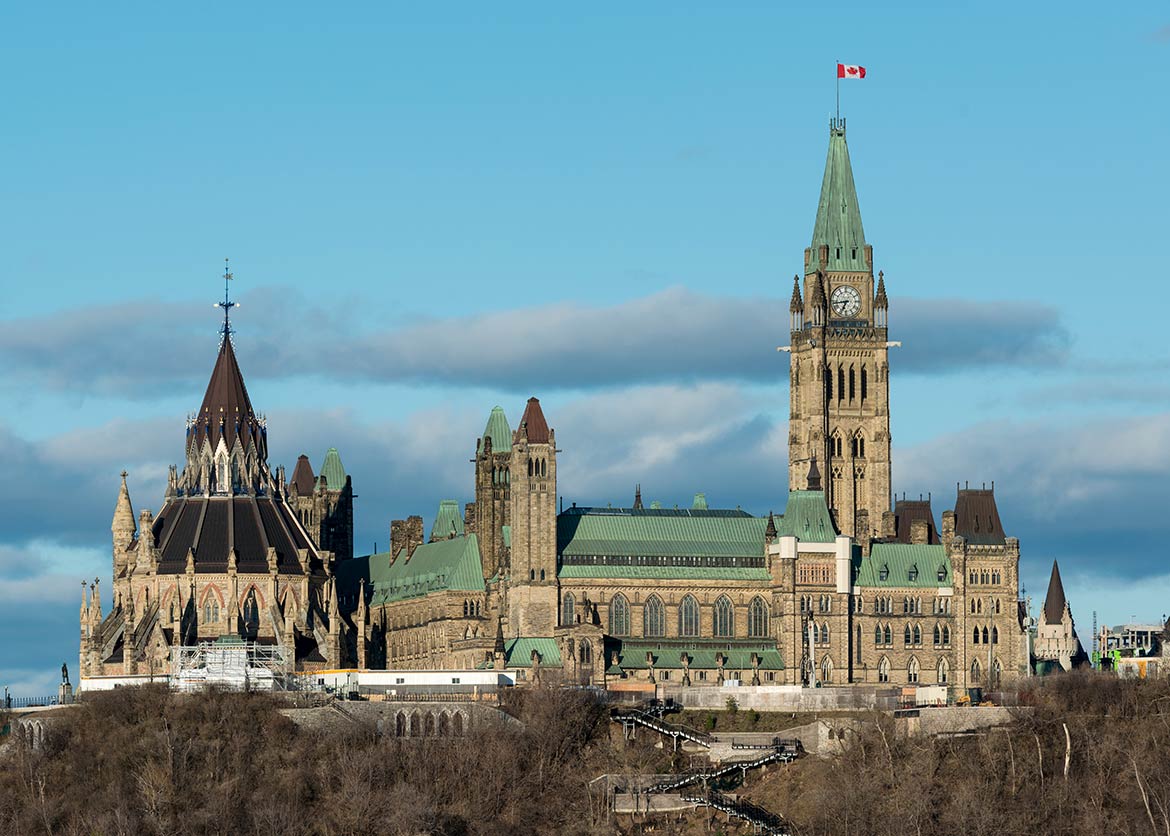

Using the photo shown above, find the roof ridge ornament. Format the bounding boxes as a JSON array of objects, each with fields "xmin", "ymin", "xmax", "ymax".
[{"xmin": 216, "ymin": 258, "xmax": 239, "ymax": 346}]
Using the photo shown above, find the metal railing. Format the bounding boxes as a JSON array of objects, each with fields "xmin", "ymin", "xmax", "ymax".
[{"xmin": 682, "ymin": 790, "xmax": 793, "ymax": 836}]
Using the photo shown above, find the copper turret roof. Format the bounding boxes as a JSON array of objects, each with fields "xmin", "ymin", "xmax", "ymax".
[
  {"xmin": 954, "ymin": 486, "xmax": 1005, "ymax": 545},
  {"xmin": 518, "ymin": 397, "xmax": 550, "ymax": 444}
]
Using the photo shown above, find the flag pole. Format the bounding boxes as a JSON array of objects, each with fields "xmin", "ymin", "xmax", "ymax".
[{"xmin": 835, "ymin": 61, "xmax": 839, "ymax": 121}]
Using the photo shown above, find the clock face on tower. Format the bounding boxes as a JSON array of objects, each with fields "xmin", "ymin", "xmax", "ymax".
[{"xmin": 830, "ymin": 285, "xmax": 862, "ymax": 318}]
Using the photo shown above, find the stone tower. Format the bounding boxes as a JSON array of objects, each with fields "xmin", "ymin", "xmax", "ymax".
[
  {"xmin": 507, "ymin": 397, "xmax": 557, "ymax": 636},
  {"xmin": 286, "ymin": 448, "xmax": 354, "ymax": 561},
  {"xmin": 788, "ymin": 119, "xmax": 892, "ymax": 539},
  {"xmin": 474, "ymin": 406, "xmax": 512, "ymax": 580}
]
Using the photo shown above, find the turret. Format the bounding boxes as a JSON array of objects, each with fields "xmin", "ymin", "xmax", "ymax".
[
  {"xmin": 874, "ymin": 270, "xmax": 888, "ymax": 327},
  {"xmin": 112, "ymin": 472, "xmax": 136, "ymax": 576},
  {"xmin": 475, "ymin": 406, "xmax": 513, "ymax": 579},
  {"xmin": 509, "ymin": 397, "xmax": 558, "ymax": 636},
  {"xmin": 790, "ymin": 275, "xmax": 804, "ymax": 331}
]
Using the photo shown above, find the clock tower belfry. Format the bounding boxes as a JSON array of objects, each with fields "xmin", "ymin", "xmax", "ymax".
[{"xmin": 786, "ymin": 119, "xmax": 892, "ymax": 539}]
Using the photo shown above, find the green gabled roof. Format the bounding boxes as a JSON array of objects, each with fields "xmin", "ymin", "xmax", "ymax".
[
  {"xmin": 430, "ymin": 499, "xmax": 465, "ymax": 541},
  {"xmin": 478, "ymin": 406, "xmax": 512, "ymax": 454},
  {"xmin": 609, "ymin": 640, "xmax": 784, "ymax": 671},
  {"xmin": 319, "ymin": 447, "xmax": 347, "ymax": 491},
  {"xmin": 368, "ymin": 534, "xmax": 485, "ymax": 605},
  {"xmin": 855, "ymin": 543, "xmax": 951, "ymax": 588},
  {"xmin": 504, "ymin": 637, "xmax": 561, "ymax": 667},
  {"xmin": 558, "ymin": 513, "xmax": 768, "ymax": 559},
  {"xmin": 809, "ymin": 123, "xmax": 868, "ymax": 273},
  {"xmin": 775, "ymin": 491, "xmax": 838, "ymax": 543},
  {"xmin": 558, "ymin": 564, "xmax": 772, "ymax": 581}
]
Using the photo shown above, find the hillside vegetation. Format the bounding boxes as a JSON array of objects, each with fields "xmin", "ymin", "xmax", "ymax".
[{"xmin": 0, "ymin": 673, "xmax": 1166, "ymax": 835}]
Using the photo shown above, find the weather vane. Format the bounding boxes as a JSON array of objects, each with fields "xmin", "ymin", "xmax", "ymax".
[{"xmin": 216, "ymin": 257, "xmax": 239, "ymax": 344}]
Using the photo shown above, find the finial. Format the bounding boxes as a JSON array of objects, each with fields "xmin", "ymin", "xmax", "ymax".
[{"xmin": 216, "ymin": 258, "xmax": 239, "ymax": 345}]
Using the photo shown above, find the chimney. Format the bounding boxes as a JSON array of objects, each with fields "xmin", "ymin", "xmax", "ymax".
[
  {"xmin": 910, "ymin": 519, "xmax": 929, "ymax": 545},
  {"xmin": 941, "ymin": 510, "xmax": 956, "ymax": 543},
  {"xmin": 855, "ymin": 509, "xmax": 871, "ymax": 556}
]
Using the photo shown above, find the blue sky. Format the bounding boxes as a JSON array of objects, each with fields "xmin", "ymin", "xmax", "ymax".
[{"xmin": 1, "ymin": 2, "xmax": 1167, "ymax": 695}]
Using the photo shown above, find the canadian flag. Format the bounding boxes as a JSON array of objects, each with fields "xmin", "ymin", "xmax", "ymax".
[{"xmin": 837, "ymin": 63, "xmax": 866, "ymax": 79}]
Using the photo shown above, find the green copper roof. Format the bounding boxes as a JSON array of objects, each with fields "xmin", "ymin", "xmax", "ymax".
[
  {"xmin": 504, "ymin": 637, "xmax": 561, "ymax": 667},
  {"xmin": 501, "ymin": 525, "xmax": 511, "ymax": 549},
  {"xmin": 855, "ymin": 543, "xmax": 951, "ymax": 588},
  {"xmin": 774, "ymin": 491, "xmax": 838, "ymax": 543},
  {"xmin": 368, "ymin": 534, "xmax": 485, "ymax": 605},
  {"xmin": 558, "ymin": 564, "xmax": 772, "ymax": 581},
  {"xmin": 319, "ymin": 447, "xmax": 347, "ymax": 491},
  {"xmin": 692, "ymin": 493, "xmax": 708, "ymax": 510},
  {"xmin": 609, "ymin": 640, "xmax": 784, "ymax": 671},
  {"xmin": 558, "ymin": 513, "xmax": 768, "ymax": 559},
  {"xmin": 430, "ymin": 499, "xmax": 465, "ymax": 541},
  {"xmin": 479, "ymin": 406, "xmax": 512, "ymax": 454},
  {"xmin": 809, "ymin": 123, "xmax": 868, "ymax": 273}
]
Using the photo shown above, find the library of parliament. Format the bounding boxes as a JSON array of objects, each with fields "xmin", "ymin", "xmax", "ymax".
[{"xmin": 80, "ymin": 120, "xmax": 1035, "ymax": 691}]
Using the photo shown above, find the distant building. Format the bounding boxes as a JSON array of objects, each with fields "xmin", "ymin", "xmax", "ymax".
[{"xmin": 1032, "ymin": 560, "xmax": 1087, "ymax": 673}]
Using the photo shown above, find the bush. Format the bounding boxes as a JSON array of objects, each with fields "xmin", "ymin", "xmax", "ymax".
[
  {"xmin": 725, "ymin": 696, "xmax": 739, "ymax": 715},
  {"xmin": 704, "ymin": 712, "xmax": 717, "ymax": 731}
]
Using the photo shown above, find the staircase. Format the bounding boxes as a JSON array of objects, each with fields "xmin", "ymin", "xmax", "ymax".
[{"xmin": 681, "ymin": 789, "xmax": 793, "ymax": 836}]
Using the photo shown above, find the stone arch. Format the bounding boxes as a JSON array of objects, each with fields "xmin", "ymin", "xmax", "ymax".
[
  {"xmin": 424, "ymin": 712, "xmax": 436, "ymax": 737},
  {"xmin": 438, "ymin": 712, "xmax": 450, "ymax": 737},
  {"xmin": 410, "ymin": 712, "xmax": 422, "ymax": 737},
  {"xmin": 713, "ymin": 595, "xmax": 734, "ymax": 637},
  {"xmin": 396, "ymin": 712, "xmax": 406, "ymax": 737},
  {"xmin": 937, "ymin": 657, "xmax": 950, "ymax": 684},
  {"xmin": 453, "ymin": 712, "xmax": 466, "ymax": 737},
  {"xmin": 747, "ymin": 596, "xmax": 769, "ymax": 638},
  {"xmin": 679, "ymin": 594, "xmax": 700, "ymax": 637}
]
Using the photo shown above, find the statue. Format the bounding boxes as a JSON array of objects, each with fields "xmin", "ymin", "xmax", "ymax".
[{"xmin": 61, "ymin": 662, "xmax": 70, "ymax": 686}]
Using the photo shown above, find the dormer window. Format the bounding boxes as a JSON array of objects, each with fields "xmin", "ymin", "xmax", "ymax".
[
  {"xmin": 937, "ymin": 565, "xmax": 947, "ymax": 582},
  {"xmin": 908, "ymin": 565, "xmax": 918, "ymax": 582},
  {"xmin": 879, "ymin": 564, "xmax": 889, "ymax": 582}
]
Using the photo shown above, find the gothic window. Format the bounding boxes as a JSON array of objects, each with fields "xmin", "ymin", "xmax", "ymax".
[
  {"xmin": 982, "ymin": 627, "xmax": 989, "ymax": 644},
  {"xmin": 463, "ymin": 601, "xmax": 469, "ymax": 618},
  {"xmin": 874, "ymin": 624, "xmax": 883, "ymax": 646},
  {"xmin": 527, "ymin": 458, "xmax": 533, "ymax": 476},
  {"xmin": 855, "ymin": 624, "xmax": 862, "ymax": 662},
  {"xmin": 849, "ymin": 366, "xmax": 856, "ymax": 401},
  {"xmin": 943, "ymin": 625, "xmax": 951, "ymax": 646},
  {"xmin": 913, "ymin": 624, "xmax": 922, "ymax": 645},
  {"xmin": 561, "ymin": 593, "xmax": 575, "ymax": 627},
  {"xmin": 981, "ymin": 570, "xmax": 989, "ymax": 585},
  {"xmin": 826, "ymin": 367, "xmax": 832, "ymax": 400},
  {"xmin": 938, "ymin": 657, "xmax": 950, "ymax": 684},
  {"xmin": 679, "ymin": 595, "xmax": 700, "ymax": 637},
  {"xmin": 992, "ymin": 626, "xmax": 999, "ymax": 644},
  {"xmin": 878, "ymin": 656, "xmax": 890, "ymax": 683},
  {"xmin": 541, "ymin": 458, "xmax": 547, "ymax": 477},
  {"xmin": 969, "ymin": 570, "xmax": 976, "ymax": 585},
  {"xmin": 747, "ymin": 596, "xmax": 769, "ymax": 638},
  {"xmin": 643, "ymin": 595, "xmax": 665, "ymax": 638},
  {"xmin": 861, "ymin": 366, "xmax": 868, "ymax": 401},
  {"xmin": 714, "ymin": 596, "xmax": 734, "ymax": 638},
  {"xmin": 902, "ymin": 597, "xmax": 909, "ymax": 614},
  {"xmin": 540, "ymin": 569, "xmax": 546, "ymax": 581},
  {"xmin": 579, "ymin": 641, "xmax": 592, "ymax": 665},
  {"xmin": 883, "ymin": 624, "xmax": 892, "ymax": 645},
  {"xmin": 995, "ymin": 598, "xmax": 1001, "ymax": 614},
  {"xmin": 821, "ymin": 656, "xmax": 834, "ymax": 684},
  {"xmin": 820, "ymin": 623, "xmax": 829, "ymax": 644},
  {"xmin": 475, "ymin": 601, "xmax": 481, "ymax": 617},
  {"xmin": 838, "ymin": 367, "xmax": 845, "ymax": 400},
  {"xmin": 971, "ymin": 659, "xmax": 982, "ymax": 683},
  {"xmin": 908, "ymin": 657, "xmax": 920, "ymax": 684},
  {"xmin": 973, "ymin": 627, "xmax": 980, "ymax": 644},
  {"xmin": 855, "ymin": 596, "xmax": 863, "ymax": 613},
  {"xmin": 904, "ymin": 624, "xmax": 912, "ymax": 647},
  {"xmin": 609, "ymin": 594, "xmax": 630, "ymax": 637},
  {"xmin": 933, "ymin": 624, "xmax": 941, "ymax": 647}
]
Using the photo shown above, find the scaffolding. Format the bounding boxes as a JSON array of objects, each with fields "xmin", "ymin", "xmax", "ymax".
[{"xmin": 172, "ymin": 638, "xmax": 291, "ymax": 692}]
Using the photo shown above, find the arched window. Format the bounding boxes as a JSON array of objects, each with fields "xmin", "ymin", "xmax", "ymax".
[
  {"xmin": 970, "ymin": 599, "xmax": 977, "ymax": 614},
  {"xmin": 527, "ymin": 458, "xmax": 533, "ymax": 476},
  {"xmin": 848, "ymin": 366, "xmax": 856, "ymax": 401},
  {"xmin": 982, "ymin": 627, "xmax": 989, "ymax": 644},
  {"xmin": 821, "ymin": 656, "xmax": 834, "ymax": 684},
  {"xmin": 463, "ymin": 601, "xmax": 469, "ymax": 618},
  {"xmin": 861, "ymin": 366, "xmax": 868, "ymax": 401},
  {"xmin": 541, "ymin": 458, "xmax": 547, "ymax": 477},
  {"xmin": 874, "ymin": 624, "xmax": 883, "ymax": 646},
  {"xmin": 993, "ymin": 659, "xmax": 1003, "ymax": 686},
  {"xmin": 679, "ymin": 595, "xmax": 700, "ymax": 637},
  {"xmin": 747, "ymin": 596, "xmax": 769, "ymax": 638},
  {"xmin": 453, "ymin": 713, "xmax": 464, "ymax": 737},
  {"xmin": 540, "ymin": 569, "xmax": 545, "ymax": 581},
  {"xmin": 820, "ymin": 623, "xmax": 830, "ymax": 644},
  {"xmin": 561, "ymin": 593, "xmax": 575, "ymax": 627},
  {"xmin": 942, "ymin": 625, "xmax": 950, "ymax": 646},
  {"xmin": 396, "ymin": 713, "xmax": 406, "ymax": 737},
  {"xmin": 878, "ymin": 656, "xmax": 890, "ymax": 683},
  {"xmin": 908, "ymin": 657, "xmax": 920, "ymax": 684},
  {"xmin": 609, "ymin": 594, "xmax": 630, "ymax": 637},
  {"xmin": 714, "ymin": 596, "xmax": 734, "ymax": 638},
  {"xmin": 579, "ymin": 641, "xmax": 592, "ymax": 665},
  {"xmin": 933, "ymin": 624, "xmax": 941, "ymax": 647},
  {"xmin": 837, "ymin": 367, "xmax": 845, "ymax": 401},
  {"xmin": 913, "ymin": 624, "xmax": 922, "ymax": 646},
  {"xmin": 855, "ymin": 624, "xmax": 862, "ymax": 663},
  {"xmin": 643, "ymin": 595, "xmax": 665, "ymax": 638},
  {"xmin": 883, "ymin": 624, "xmax": 892, "ymax": 645},
  {"xmin": 973, "ymin": 627, "xmax": 981, "ymax": 644},
  {"xmin": 992, "ymin": 626, "xmax": 999, "ymax": 644},
  {"xmin": 904, "ymin": 624, "xmax": 912, "ymax": 646},
  {"xmin": 938, "ymin": 657, "xmax": 949, "ymax": 684},
  {"xmin": 971, "ymin": 659, "xmax": 982, "ymax": 683}
]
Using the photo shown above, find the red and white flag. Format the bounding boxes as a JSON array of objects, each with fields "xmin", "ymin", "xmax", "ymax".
[{"xmin": 837, "ymin": 63, "xmax": 866, "ymax": 79}]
